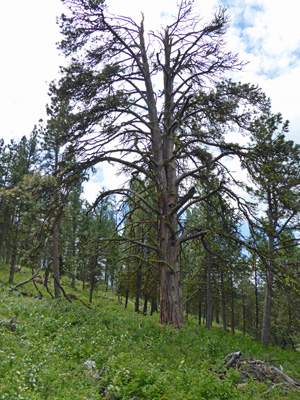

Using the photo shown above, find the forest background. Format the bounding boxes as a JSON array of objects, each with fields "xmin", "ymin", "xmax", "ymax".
[{"xmin": 1, "ymin": 0, "xmax": 300, "ymax": 356}]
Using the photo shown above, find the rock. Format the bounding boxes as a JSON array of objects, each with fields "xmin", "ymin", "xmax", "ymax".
[
  {"xmin": 15, "ymin": 267, "xmax": 25, "ymax": 273},
  {"xmin": 1, "ymin": 316, "xmax": 18, "ymax": 332}
]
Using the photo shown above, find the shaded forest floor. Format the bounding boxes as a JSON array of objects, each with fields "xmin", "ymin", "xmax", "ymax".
[{"xmin": 1, "ymin": 265, "xmax": 300, "ymax": 399}]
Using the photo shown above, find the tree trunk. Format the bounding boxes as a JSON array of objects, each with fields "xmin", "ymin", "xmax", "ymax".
[
  {"xmin": 261, "ymin": 235, "xmax": 274, "ymax": 348},
  {"xmin": 82, "ymin": 262, "xmax": 86, "ymax": 290},
  {"xmin": 261, "ymin": 268, "xmax": 273, "ymax": 348},
  {"xmin": 221, "ymin": 270, "xmax": 227, "ymax": 331},
  {"xmin": 71, "ymin": 226, "xmax": 76, "ymax": 289},
  {"xmin": 139, "ymin": 23, "xmax": 184, "ymax": 328},
  {"xmin": 135, "ymin": 258, "xmax": 142, "ymax": 313},
  {"xmin": 5, "ymin": 247, "xmax": 11, "ymax": 265},
  {"xmin": 206, "ymin": 252, "xmax": 213, "ymax": 330},
  {"xmin": 42, "ymin": 244, "xmax": 48, "ymax": 287},
  {"xmin": 159, "ymin": 260, "xmax": 183, "ymax": 328},
  {"xmin": 105, "ymin": 260, "xmax": 109, "ymax": 291},
  {"xmin": 242, "ymin": 294, "xmax": 246, "ymax": 335},
  {"xmin": 143, "ymin": 295, "xmax": 148, "ymax": 315},
  {"xmin": 230, "ymin": 275, "xmax": 235, "ymax": 334},
  {"xmin": 254, "ymin": 268, "xmax": 259, "ymax": 333},
  {"xmin": 125, "ymin": 288, "xmax": 129, "ymax": 309},
  {"xmin": 134, "ymin": 294, "xmax": 140, "ymax": 313},
  {"xmin": 53, "ymin": 223, "xmax": 61, "ymax": 298},
  {"xmin": 215, "ymin": 301, "xmax": 220, "ymax": 324},
  {"xmin": 0, "ymin": 204, "xmax": 9, "ymax": 259},
  {"xmin": 198, "ymin": 300, "xmax": 202, "ymax": 325},
  {"xmin": 44, "ymin": 264, "xmax": 50, "ymax": 288},
  {"xmin": 9, "ymin": 218, "xmax": 19, "ymax": 284},
  {"xmin": 158, "ymin": 214, "xmax": 183, "ymax": 328},
  {"xmin": 157, "ymin": 191, "xmax": 183, "ymax": 328},
  {"xmin": 89, "ymin": 274, "xmax": 94, "ymax": 303},
  {"xmin": 89, "ymin": 256, "xmax": 97, "ymax": 304},
  {"xmin": 151, "ymin": 298, "xmax": 158, "ymax": 315}
]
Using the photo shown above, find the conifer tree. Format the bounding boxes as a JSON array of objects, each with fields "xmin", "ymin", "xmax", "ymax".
[
  {"xmin": 53, "ymin": 0, "xmax": 268, "ymax": 327},
  {"xmin": 242, "ymin": 112, "xmax": 300, "ymax": 348}
]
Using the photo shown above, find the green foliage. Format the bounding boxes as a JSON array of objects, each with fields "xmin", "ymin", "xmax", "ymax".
[{"xmin": 1, "ymin": 264, "xmax": 300, "ymax": 399}]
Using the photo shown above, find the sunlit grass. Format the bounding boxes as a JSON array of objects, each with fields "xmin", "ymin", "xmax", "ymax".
[{"xmin": 1, "ymin": 263, "xmax": 300, "ymax": 399}]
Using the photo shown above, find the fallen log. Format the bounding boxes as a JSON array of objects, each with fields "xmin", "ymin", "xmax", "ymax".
[{"xmin": 225, "ymin": 351, "xmax": 300, "ymax": 391}]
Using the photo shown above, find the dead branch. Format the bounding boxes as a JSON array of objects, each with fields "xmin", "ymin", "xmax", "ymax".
[
  {"xmin": 9, "ymin": 267, "xmax": 44, "ymax": 291},
  {"xmin": 225, "ymin": 351, "xmax": 242, "ymax": 369},
  {"xmin": 44, "ymin": 281, "xmax": 54, "ymax": 299},
  {"xmin": 80, "ymin": 299, "xmax": 93, "ymax": 309},
  {"xmin": 53, "ymin": 276, "xmax": 72, "ymax": 302},
  {"xmin": 33, "ymin": 281, "xmax": 43, "ymax": 299}
]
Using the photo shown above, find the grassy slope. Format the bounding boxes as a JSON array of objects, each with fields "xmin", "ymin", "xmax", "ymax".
[{"xmin": 1, "ymin": 265, "xmax": 300, "ymax": 400}]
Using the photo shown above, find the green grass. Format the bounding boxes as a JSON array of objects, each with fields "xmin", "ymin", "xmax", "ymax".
[{"xmin": 1, "ymin": 264, "xmax": 300, "ymax": 399}]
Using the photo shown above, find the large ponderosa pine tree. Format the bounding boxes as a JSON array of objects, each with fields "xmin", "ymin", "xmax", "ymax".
[{"xmin": 53, "ymin": 0, "xmax": 267, "ymax": 328}]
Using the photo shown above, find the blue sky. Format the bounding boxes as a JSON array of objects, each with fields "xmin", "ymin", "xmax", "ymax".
[{"xmin": 1, "ymin": 0, "xmax": 299, "ymax": 200}]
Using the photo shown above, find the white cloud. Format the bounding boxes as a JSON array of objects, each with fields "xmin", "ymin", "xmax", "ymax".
[
  {"xmin": 82, "ymin": 162, "xmax": 130, "ymax": 203},
  {"xmin": 0, "ymin": 0, "xmax": 64, "ymax": 141},
  {"xmin": 1, "ymin": 0, "xmax": 300, "ymax": 198},
  {"xmin": 108, "ymin": 0, "xmax": 220, "ymax": 31},
  {"xmin": 221, "ymin": 0, "xmax": 300, "ymax": 141}
]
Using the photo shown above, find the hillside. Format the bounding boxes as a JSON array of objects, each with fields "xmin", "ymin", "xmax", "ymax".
[{"xmin": 1, "ymin": 265, "xmax": 300, "ymax": 399}]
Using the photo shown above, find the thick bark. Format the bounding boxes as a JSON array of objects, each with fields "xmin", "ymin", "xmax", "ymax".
[
  {"xmin": 158, "ymin": 209, "xmax": 183, "ymax": 329},
  {"xmin": 159, "ymin": 258, "xmax": 183, "ymax": 328}
]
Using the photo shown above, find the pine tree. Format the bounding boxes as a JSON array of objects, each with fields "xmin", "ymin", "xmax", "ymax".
[
  {"xmin": 52, "ymin": 0, "xmax": 268, "ymax": 327},
  {"xmin": 242, "ymin": 112, "xmax": 300, "ymax": 348}
]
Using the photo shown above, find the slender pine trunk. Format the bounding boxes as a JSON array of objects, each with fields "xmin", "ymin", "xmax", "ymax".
[
  {"xmin": 53, "ymin": 223, "xmax": 61, "ymax": 298},
  {"xmin": 254, "ymin": 268, "xmax": 259, "ymax": 333},
  {"xmin": 206, "ymin": 252, "xmax": 213, "ymax": 329},
  {"xmin": 262, "ymin": 235, "xmax": 274, "ymax": 348},
  {"xmin": 221, "ymin": 270, "xmax": 227, "ymax": 331},
  {"xmin": 230, "ymin": 275, "xmax": 235, "ymax": 334},
  {"xmin": 9, "ymin": 217, "xmax": 19, "ymax": 284}
]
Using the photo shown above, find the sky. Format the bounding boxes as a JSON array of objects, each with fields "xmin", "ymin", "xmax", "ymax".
[{"xmin": 1, "ymin": 0, "xmax": 299, "ymax": 200}]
